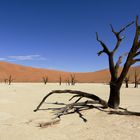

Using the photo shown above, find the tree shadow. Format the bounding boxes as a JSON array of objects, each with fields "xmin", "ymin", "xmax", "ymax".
[{"xmin": 108, "ymin": 110, "xmax": 140, "ymax": 116}]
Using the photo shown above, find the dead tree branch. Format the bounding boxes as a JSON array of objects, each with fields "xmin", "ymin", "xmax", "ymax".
[
  {"xmin": 134, "ymin": 51, "xmax": 140, "ymax": 57},
  {"xmin": 66, "ymin": 78, "xmax": 70, "ymax": 85},
  {"xmin": 118, "ymin": 16, "xmax": 140, "ymax": 84},
  {"xmin": 96, "ymin": 32, "xmax": 110, "ymax": 56},
  {"xmin": 110, "ymin": 21, "xmax": 134, "ymax": 54},
  {"xmin": 34, "ymin": 90, "xmax": 140, "ymax": 125},
  {"xmin": 34, "ymin": 90, "xmax": 108, "ymax": 112}
]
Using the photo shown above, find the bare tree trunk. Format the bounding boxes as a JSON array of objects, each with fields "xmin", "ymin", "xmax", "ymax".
[
  {"xmin": 124, "ymin": 76, "xmax": 129, "ymax": 88},
  {"xmin": 134, "ymin": 82, "xmax": 138, "ymax": 88},
  {"xmin": 96, "ymin": 17, "xmax": 140, "ymax": 109},
  {"xmin": 108, "ymin": 84, "xmax": 121, "ymax": 109},
  {"xmin": 134, "ymin": 70, "xmax": 139, "ymax": 88},
  {"xmin": 8, "ymin": 75, "xmax": 13, "ymax": 85},
  {"xmin": 59, "ymin": 75, "xmax": 62, "ymax": 85},
  {"xmin": 126, "ymin": 82, "xmax": 129, "ymax": 88},
  {"xmin": 70, "ymin": 73, "xmax": 76, "ymax": 85},
  {"xmin": 42, "ymin": 76, "xmax": 48, "ymax": 85}
]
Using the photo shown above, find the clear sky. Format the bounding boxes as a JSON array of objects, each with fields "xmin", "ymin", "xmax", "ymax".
[{"xmin": 0, "ymin": 0, "xmax": 140, "ymax": 72}]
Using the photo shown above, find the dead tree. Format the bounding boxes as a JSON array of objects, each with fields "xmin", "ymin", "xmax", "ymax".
[
  {"xmin": 96, "ymin": 16, "xmax": 140, "ymax": 108},
  {"xmin": 124, "ymin": 75, "xmax": 130, "ymax": 88},
  {"xmin": 42, "ymin": 76, "xmax": 48, "ymax": 85},
  {"xmin": 66, "ymin": 78, "xmax": 70, "ymax": 85},
  {"xmin": 134, "ymin": 70, "xmax": 140, "ymax": 88},
  {"xmin": 59, "ymin": 75, "xmax": 62, "ymax": 85},
  {"xmin": 70, "ymin": 73, "xmax": 76, "ymax": 85},
  {"xmin": 34, "ymin": 17, "xmax": 140, "ymax": 121},
  {"xmin": 8, "ymin": 75, "xmax": 13, "ymax": 85}
]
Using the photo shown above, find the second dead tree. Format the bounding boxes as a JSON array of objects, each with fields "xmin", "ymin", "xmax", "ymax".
[
  {"xmin": 134, "ymin": 70, "xmax": 140, "ymax": 88},
  {"xmin": 59, "ymin": 75, "xmax": 62, "ymax": 85},
  {"xmin": 66, "ymin": 78, "xmax": 70, "ymax": 85},
  {"xmin": 124, "ymin": 75, "xmax": 130, "ymax": 88},
  {"xmin": 70, "ymin": 73, "xmax": 76, "ymax": 85},
  {"xmin": 8, "ymin": 75, "xmax": 13, "ymax": 85},
  {"xmin": 42, "ymin": 76, "xmax": 48, "ymax": 85}
]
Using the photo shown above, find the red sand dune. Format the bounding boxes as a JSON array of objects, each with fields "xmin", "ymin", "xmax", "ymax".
[{"xmin": 0, "ymin": 61, "xmax": 139, "ymax": 83}]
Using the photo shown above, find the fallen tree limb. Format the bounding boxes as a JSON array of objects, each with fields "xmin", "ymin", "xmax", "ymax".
[
  {"xmin": 52, "ymin": 100, "xmax": 101, "ymax": 119},
  {"xmin": 34, "ymin": 90, "xmax": 140, "ymax": 127},
  {"xmin": 34, "ymin": 90, "xmax": 108, "ymax": 112}
]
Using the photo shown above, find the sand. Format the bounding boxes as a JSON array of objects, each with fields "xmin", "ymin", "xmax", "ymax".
[
  {"xmin": 0, "ymin": 83, "xmax": 140, "ymax": 140},
  {"xmin": 0, "ymin": 61, "xmax": 140, "ymax": 83}
]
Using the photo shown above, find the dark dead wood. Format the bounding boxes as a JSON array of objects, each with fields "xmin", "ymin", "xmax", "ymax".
[
  {"xmin": 134, "ymin": 69, "xmax": 140, "ymax": 88},
  {"xmin": 59, "ymin": 75, "xmax": 62, "ymax": 85},
  {"xmin": 110, "ymin": 21, "xmax": 134, "ymax": 54},
  {"xmin": 69, "ymin": 95, "xmax": 81, "ymax": 101},
  {"xmin": 8, "ymin": 75, "xmax": 14, "ymax": 85},
  {"xmin": 75, "ymin": 108, "xmax": 87, "ymax": 122},
  {"xmin": 134, "ymin": 51, "xmax": 140, "ymax": 57},
  {"xmin": 34, "ymin": 17, "xmax": 140, "ymax": 126},
  {"xmin": 34, "ymin": 92, "xmax": 140, "ymax": 126},
  {"xmin": 133, "ymin": 58, "xmax": 140, "ymax": 63},
  {"xmin": 52, "ymin": 101, "xmax": 97, "ymax": 120},
  {"xmin": 115, "ymin": 17, "xmax": 139, "ymax": 106},
  {"xmin": 42, "ymin": 76, "xmax": 48, "ymax": 85},
  {"xmin": 34, "ymin": 90, "xmax": 108, "ymax": 112},
  {"xmin": 118, "ymin": 21, "xmax": 135, "ymax": 34},
  {"xmin": 75, "ymin": 97, "xmax": 83, "ymax": 103},
  {"xmin": 124, "ymin": 75, "xmax": 130, "ymax": 88},
  {"xmin": 70, "ymin": 73, "xmax": 76, "ymax": 85},
  {"xmin": 96, "ymin": 32, "xmax": 110, "ymax": 56},
  {"xmin": 109, "ymin": 110, "xmax": 140, "ymax": 116},
  {"xmin": 45, "ymin": 102, "xmax": 66, "ymax": 105},
  {"xmin": 96, "ymin": 16, "xmax": 140, "ymax": 108}
]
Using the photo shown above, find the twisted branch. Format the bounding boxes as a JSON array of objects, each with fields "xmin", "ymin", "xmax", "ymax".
[
  {"xmin": 34, "ymin": 90, "xmax": 108, "ymax": 112},
  {"xmin": 96, "ymin": 32, "xmax": 110, "ymax": 56},
  {"xmin": 110, "ymin": 21, "xmax": 134, "ymax": 54}
]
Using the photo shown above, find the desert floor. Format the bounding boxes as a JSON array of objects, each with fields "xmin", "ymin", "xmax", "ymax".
[{"xmin": 0, "ymin": 83, "xmax": 140, "ymax": 140}]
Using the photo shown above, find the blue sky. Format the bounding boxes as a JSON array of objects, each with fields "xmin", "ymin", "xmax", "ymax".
[{"xmin": 0, "ymin": 0, "xmax": 140, "ymax": 72}]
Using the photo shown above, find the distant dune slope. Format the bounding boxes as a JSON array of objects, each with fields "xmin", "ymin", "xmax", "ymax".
[{"xmin": 0, "ymin": 61, "xmax": 139, "ymax": 83}]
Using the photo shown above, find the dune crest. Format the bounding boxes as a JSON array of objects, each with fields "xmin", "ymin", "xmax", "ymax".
[{"xmin": 0, "ymin": 61, "xmax": 139, "ymax": 83}]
